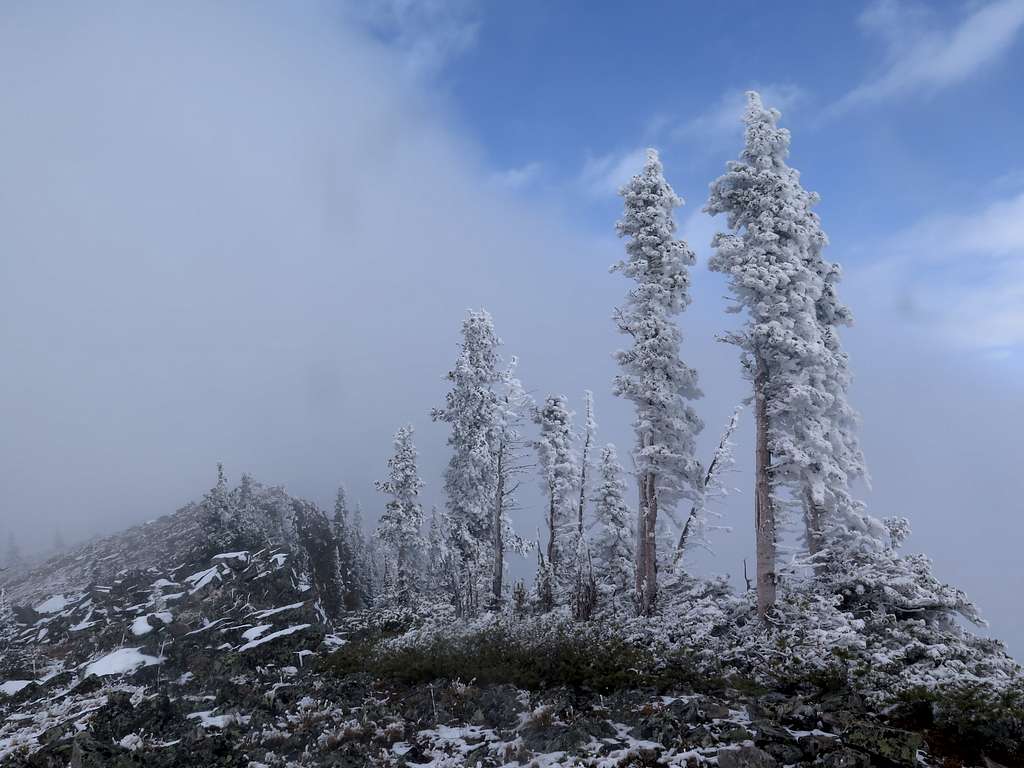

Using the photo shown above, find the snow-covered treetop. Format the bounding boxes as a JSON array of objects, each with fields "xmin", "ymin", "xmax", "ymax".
[
  {"xmin": 376, "ymin": 424, "xmax": 425, "ymax": 553},
  {"xmin": 432, "ymin": 309, "xmax": 504, "ymax": 547},
  {"xmin": 706, "ymin": 91, "xmax": 883, "ymax": 556},
  {"xmin": 613, "ymin": 148, "xmax": 704, "ymax": 511}
]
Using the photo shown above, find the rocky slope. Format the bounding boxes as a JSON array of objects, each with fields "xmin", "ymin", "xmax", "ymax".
[{"xmin": 0, "ymin": 506, "xmax": 1020, "ymax": 767}]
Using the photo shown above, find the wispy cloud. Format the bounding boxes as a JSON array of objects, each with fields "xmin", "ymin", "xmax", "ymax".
[
  {"xmin": 831, "ymin": 0, "xmax": 1024, "ymax": 113},
  {"xmin": 579, "ymin": 147, "xmax": 648, "ymax": 197},
  {"xmin": 349, "ymin": 0, "xmax": 481, "ymax": 78},
  {"xmin": 865, "ymin": 190, "xmax": 1024, "ymax": 352},
  {"xmin": 490, "ymin": 161, "xmax": 542, "ymax": 191},
  {"xmin": 673, "ymin": 83, "xmax": 805, "ymax": 149}
]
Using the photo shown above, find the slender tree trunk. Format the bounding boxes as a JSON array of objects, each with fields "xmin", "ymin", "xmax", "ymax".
[
  {"xmin": 577, "ymin": 432, "xmax": 591, "ymax": 535},
  {"xmin": 635, "ymin": 437, "xmax": 647, "ymax": 605},
  {"xmin": 547, "ymin": 487, "xmax": 558, "ymax": 574},
  {"xmin": 640, "ymin": 470, "xmax": 658, "ymax": 615},
  {"xmin": 491, "ymin": 442, "xmax": 506, "ymax": 603},
  {"xmin": 754, "ymin": 356, "xmax": 777, "ymax": 617},
  {"xmin": 803, "ymin": 489, "xmax": 824, "ymax": 576}
]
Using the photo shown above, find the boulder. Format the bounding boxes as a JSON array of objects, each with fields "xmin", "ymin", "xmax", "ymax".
[
  {"xmin": 844, "ymin": 721, "xmax": 923, "ymax": 766},
  {"xmin": 717, "ymin": 744, "xmax": 778, "ymax": 768}
]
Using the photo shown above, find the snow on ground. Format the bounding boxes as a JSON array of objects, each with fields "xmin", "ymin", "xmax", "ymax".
[
  {"xmin": 254, "ymin": 602, "xmax": 305, "ymax": 619},
  {"xmin": 212, "ymin": 551, "xmax": 249, "ymax": 562},
  {"xmin": 184, "ymin": 566, "xmax": 221, "ymax": 593},
  {"xmin": 242, "ymin": 624, "xmax": 273, "ymax": 642},
  {"xmin": 131, "ymin": 611, "xmax": 173, "ymax": 636},
  {"xmin": 85, "ymin": 648, "xmax": 163, "ymax": 677},
  {"xmin": 187, "ymin": 710, "xmax": 252, "ymax": 729},
  {"xmin": 33, "ymin": 595, "xmax": 70, "ymax": 614},
  {"xmin": 238, "ymin": 624, "xmax": 311, "ymax": 652},
  {"xmin": 0, "ymin": 681, "xmax": 32, "ymax": 696}
]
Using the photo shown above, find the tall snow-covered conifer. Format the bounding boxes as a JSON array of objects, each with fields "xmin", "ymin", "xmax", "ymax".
[
  {"xmin": 612, "ymin": 148, "xmax": 703, "ymax": 616},
  {"xmin": 376, "ymin": 425, "xmax": 425, "ymax": 601},
  {"xmin": 591, "ymin": 443, "xmax": 634, "ymax": 597},
  {"xmin": 706, "ymin": 92, "xmax": 885, "ymax": 616},
  {"xmin": 432, "ymin": 309, "xmax": 508, "ymax": 613},
  {"xmin": 534, "ymin": 394, "xmax": 579, "ymax": 593}
]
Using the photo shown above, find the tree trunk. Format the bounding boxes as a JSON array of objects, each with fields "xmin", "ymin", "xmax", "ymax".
[
  {"xmin": 635, "ymin": 438, "xmax": 647, "ymax": 605},
  {"xmin": 577, "ymin": 432, "xmax": 591, "ymax": 535},
  {"xmin": 491, "ymin": 442, "xmax": 506, "ymax": 604},
  {"xmin": 640, "ymin": 470, "xmax": 658, "ymax": 615},
  {"xmin": 754, "ymin": 356, "xmax": 777, "ymax": 618},
  {"xmin": 547, "ymin": 487, "xmax": 558, "ymax": 574},
  {"xmin": 803, "ymin": 488, "xmax": 824, "ymax": 577}
]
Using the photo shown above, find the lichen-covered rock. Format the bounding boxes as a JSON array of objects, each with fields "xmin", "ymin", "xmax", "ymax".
[
  {"xmin": 844, "ymin": 721, "xmax": 923, "ymax": 766},
  {"xmin": 717, "ymin": 743, "xmax": 778, "ymax": 768}
]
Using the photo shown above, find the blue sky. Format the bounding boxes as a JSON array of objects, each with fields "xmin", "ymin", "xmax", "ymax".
[{"xmin": 380, "ymin": 0, "xmax": 1024, "ymax": 360}]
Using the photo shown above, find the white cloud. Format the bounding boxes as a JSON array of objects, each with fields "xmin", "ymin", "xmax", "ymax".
[
  {"xmin": 832, "ymin": 0, "xmax": 1024, "ymax": 113},
  {"xmin": 673, "ymin": 84, "xmax": 805, "ymax": 149},
  {"xmin": 348, "ymin": 0, "xmax": 481, "ymax": 78},
  {"xmin": 579, "ymin": 147, "xmax": 648, "ymax": 198},
  {"xmin": 863, "ymin": 191, "xmax": 1024, "ymax": 351},
  {"xmin": 490, "ymin": 161, "xmax": 542, "ymax": 191}
]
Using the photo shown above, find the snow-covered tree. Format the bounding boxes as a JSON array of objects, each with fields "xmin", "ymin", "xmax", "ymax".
[
  {"xmin": 333, "ymin": 486, "xmax": 361, "ymax": 610},
  {"xmin": 612, "ymin": 148, "xmax": 704, "ymax": 616},
  {"xmin": 591, "ymin": 443, "xmax": 634, "ymax": 597},
  {"xmin": 432, "ymin": 310, "xmax": 503, "ymax": 611},
  {"xmin": 489, "ymin": 358, "xmax": 533, "ymax": 605},
  {"xmin": 534, "ymin": 394, "xmax": 579, "ymax": 592},
  {"xmin": 376, "ymin": 424, "xmax": 425, "ymax": 601},
  {"xmin": 348, "ymin": 500, "xmax": 376, "ymax": 604},
  {"xmin": 706, "ymin": 92, "xmax": 884, "ymax": 615},
  {"xmin": 292, "ymin": 499, "xmax": 346, "ymax": 620}
]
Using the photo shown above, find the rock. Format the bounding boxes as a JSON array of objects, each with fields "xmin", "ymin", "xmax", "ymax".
[
  {"xmin": 844, "ymin": 721, "xmax": 923, "ymax": 766},
  {"xmin": 717, "ymin": 744, "xmax": 778, "ymax": 768},
  {"xmin": 798, "ymin": 731, "xmax": 840, "ymax": 758},
  {"xmin": 167, "ymin": 621, "xmax": 191, "ymax": 637},
  {"xmin": 822, "ymin": 747, "xmax": 872, "ymax": 768},
  {"xmin": 519, "ymin": 721, "xmax": 591, "ymax": 753}
]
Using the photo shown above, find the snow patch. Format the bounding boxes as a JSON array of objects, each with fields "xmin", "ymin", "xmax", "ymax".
[
  {"xmin": 34, "ymin": 595, "xmax": 70, "ymax": 614},
  {"xmin": 0, "ymin": 680, "xmax": 32, "ymax": 696},
  {"xmin": 85, "ymin": 647, "xmax": 162, "ymax": 677},
  {"xmin": 238, "ymin": 624, "xmax": 311, "ymax": 652}
]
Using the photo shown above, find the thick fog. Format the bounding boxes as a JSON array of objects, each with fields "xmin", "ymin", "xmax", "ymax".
[{"xmin": 1, "ymin": 3, "xmax": 1020, "ymax": 657}]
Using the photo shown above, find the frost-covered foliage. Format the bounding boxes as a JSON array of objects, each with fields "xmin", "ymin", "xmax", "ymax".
[
  {"xmin": 431, "ymin": 309, "xmax": 507, "ymax": 614},
  {"xmin": 706, "ymin": 92, "xmax": 884, "ymax": 576},
  {"xmin": 591, "ymin": 443, "xmax": 634, "ymax": 598},
  {"xmin": 432, "ymin": 310, "xmax": 502, "ymax": 553},
  {"xmin": 613, "ymin": 148, "xmax": 703, "ymax": 615},
  {"xmin": 332, "ymin": 486, "xmax": 362, "ymax": 610},
  {"xmin": 375, "ymin": 424, "xmax": 425, "ymax": 602},
  {"xmin": 533, "ymin": 394, "xmax": 579, "ymax": 589}
]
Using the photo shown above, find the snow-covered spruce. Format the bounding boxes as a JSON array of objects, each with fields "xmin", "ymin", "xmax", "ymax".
[
  {"xmin": 612, "ymin": 148, "xmax": 704, "ymax": 616},
  {"xmin": 533, "ymin": 394, "xmax": 580, "ymax": 595},
  {"xmin": 375, "ymin": 424, "xmax": 426, "ymax": 604}
]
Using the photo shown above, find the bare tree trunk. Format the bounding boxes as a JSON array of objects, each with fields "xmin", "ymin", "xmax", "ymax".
[
  {"xmin": 803, "ymin": 489, "xmax": 824, "ymax": 577},
  {"xmin": 754, "ymin": 356, "xmax": 777, "ymax": 618},
  {"xmin": 635, "ymin": 438, "xmax": 647, "ymax": 605},
  {"xmin": 491, "ymin": 443, "xmax": 506, "ymax": 604},
  {"xmin": 577, "ymin": 432, "xmax": 591, "ymax": 536},
  {"xmin": 547, "ymin": 487, "xmax": 558, "ymax": 574},
  {"xmin": 640, "ymin": 470, "xmax": 658, "ymax": 615}
]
